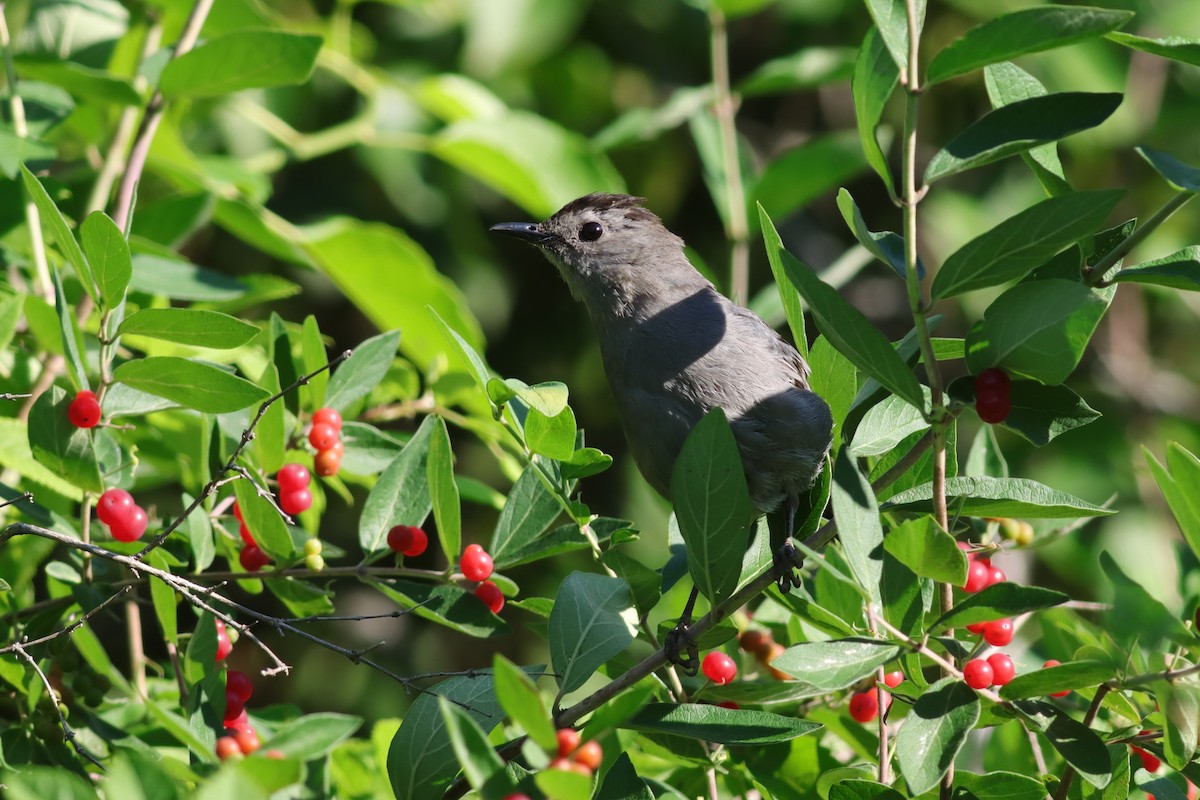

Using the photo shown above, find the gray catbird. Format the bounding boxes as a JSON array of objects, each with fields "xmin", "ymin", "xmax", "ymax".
[{"xmin": 491, "ymin": 194, "xmax": 833, "ymax": 552}]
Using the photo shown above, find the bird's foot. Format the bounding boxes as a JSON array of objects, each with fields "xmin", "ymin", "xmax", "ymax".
[
  {"xmin": 664, "ymin": 586, "xmax": 701, "ymax": 675},
  {"xmin": 773, "ymin": 538, "xmax": 805, "ymax": 593}
]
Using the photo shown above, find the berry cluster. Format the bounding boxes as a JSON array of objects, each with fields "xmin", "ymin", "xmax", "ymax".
[
  {"xmin": 962, "ymin": 654, "xmax": 1016, "ymax": 690},
  {"xmin": 959, "ymin": 542, "xmax": 1007, "ymax": 593},
  {"xmin": 387, "ymin": 525, "xmax": 428, "ymax": 557},
  {"xmin": 973, "ymin": 367, "xmax": 1012, "ymax": 424},
  {"xmin": 209, "ymin": 621, "xmax": 281, "ymax": 761},
  {"xmin": 848, "ymin": 671, "xmax": 903, "ymax": 723},
  {"xmin": 308, "ymin": 407, "xmax": 344, "ymax": 477},
  {"xmin": 460, "ymin": 543, "xmax": 504, "ymax": 614},
  {"xmin": 738, "ymin": 627, "xmax": 789, "ymax": 680},
  {"xmin": 67, "ymin": 390, "xmax": 101, "ymax": 428},
  {"xmin": 548, "ymin": 728, "xmax": 603, "ymax": 777},
  {"xmin": 277, "ymin": 463, "xmax": 313, "ymax": 517},
  {"xmin": 97, "ymin": 488, "xmax": 149, "ymax": 542}
]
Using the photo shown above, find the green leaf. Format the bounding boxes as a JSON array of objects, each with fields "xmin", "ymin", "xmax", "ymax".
[
  {"xmin": 324, "ymin": 329, "xmax": 400, "ymax": 412},
  {"xmin": 758, "ymin": 204, "xmax": 807, "ymax": 359},
  {"xmin": 926, "ymin": 6, "xmax": 1133, "ymax": 85},
  {"xmin": 300, "ymin": 315, "xmax": 328, "ymax": 409},
  {"xmin": 596, "ymin": 752, "xmax": 654, "ymax": 800},
  {"xmin": 948, "ymin": 376, "xmax": 1101, "ymax": 446},
  {"xmin": 265, "ymin": 712, "xmax": 361, "ymax": 759},
  {"xmin": 963, "ymin": 279, "xmax": 1113, "ymax": 385},
  {"xmin": 837, "ymin": 189, "xmax": 919, "ymax": 278},
  {"xmin": 27, "ymin": 387, "xmax": 102, "ymax": 493},
  {"xmin": 253, "ymin": 364, "xmax": 285, "ymax": 476},
  {"xmin": 486, "ymin": 378, "xmax": 568, "ymax": 416},
  {"xmin": 524, "ymin": 405, "xmax": 577, "ymax": 461},
  {"xmin": 625, "ymin": 703, "xmax": 821, "ymax": 745},
  {"xmin": 80, "ymin": 211, "xmax": 131, "ymax": 308},
  {"xmin": 359, "ymin": 416, "xmax": 434, "ymax": 552},
  {"xmin": 20, "ymin": 164, "xmax": 95, "ymax": 302},
  {"xmin": 1107, "ymin": 32, "xmax": 1200, "ymax": 68},
  {"xmin": 549, "ymin": 572, "xmax": 637, "ymax": 695},
  {"xmin": 933, "ymin": 583, "xmax": 1069, "ymax": 631},
  {"xmin": 670, "ymin": 408, "xmax": 754, "ymax": 605},
  {"xmin": 490, "ymin": 466, "xmax": 563, "ymax": 567},
  {"xmin": 1100, "ymin": 551, "xmax": 1193, "ymax": 648},
  {"xmin": 884, "ymin": 516, "xmax": 967, "ymax": 585},
  {"xmin": 883, "ymin": 476, "xmax": 1114, "ymax": 518},
  {"xmin": 1018, "ymin": 700, "xmax": 1112, "ymax": 788},
  {"xmin": 184, "ymin": 614, "xmax": 219, "ymax": 685},
  {"xmin": 369, "ymin": 578, "xmax": 510, "ymax": 638},
  {"xmin": 1160, "ymin": 682, "xmax": 1200, "ymax": 770},
  {"xmin": 924, "ymin": 92, "xmax": 1121, "ymax": 184},
  {"xmin": 738, "ymin": 47, "xmax": 856, "ymax": 96},
  {"xmin": 932, "ymin": 190, "xmax": 1122, "ymax": 299},
  {"xmin": 895, "ymin": 678, "xmax": 980, "ymax": 795},
  {"xmin": 117, "ymin": 308, "xmax": 259, "ymax": 349},
  {"xmin": 849, "ymin": 391, "xmax": 929, "ymax": 457},
  {"xmin": 1, "ymin": 765, "xmax": 97, "ymax": 800},
  {"xmin": 427, "ymin": 416, "xmax": 461, "ymax": 562},
  {"xmin": 832, "ymin": 456, "xmax": 883, "ymax": 606},
  {"xmin": 147, "ymin": 551, "xmax": 178, "ymax": 644},
  {"xmin": 1113, "ymin": 246, "xmax": 1200, "ymax": 291},
  {"xmin": 779, "ymin": 242, "xmax": 925, "ymax": 411},
  {"xmin": 863, "ymin": 0, "xmax": 926, "ymax": 71},
  {"xmin": 852, "ymin": 26, "xmax": 898, "ymax": 194},
  {"xmin": 1000, "ymin": 661, "xmax": 1116, "ymax": 700},
  {"xmin": 955, "ymin": 770, "xmax": 1049, "ymax": 800},
  {"xmin": 52, "ymin": 268, "xmax": 88, "ymax": 392},
  {"xmin": 830, "ymin": 781, "xmax": 906, "ymax": 800},
  {"xmin": 233, "ymin": 479, "xmax": 293, "ymax": 562},
  {"xmin": 113, "ymin": 357, "xmax": 269, "ymax": 413},
  {"xmin": 984, "ymin": 63, "xmax": 1073, "ymax": 196},
  {"xmin": 807, "ymin": 336, "xmax": 856, "ymax": 454},
  {"xmin": 15, "ymin": 56, "xmax": 141, "ymax": 105},
  {"xmin": 603, "ymin": 550, "xmax": 662, "ymax": 620},
  {"xmin": 128, "ymin": 254, "xmax": 248, "ymax": 300},
  {"xmin": 493, "ymin": 655, "xmax": 556, "ymax": 752},
  {"xmin": 437, "ymin": 697, "xmax": 506, "ymax": 792},
  {"xmin": 160, "ymin": 31, "xmax": 322, "ymax": 97},
  {"xmin": 769, "ymin": 639, "xmax": 901, "ymax": 690},
  {"xmin": 1144, "ymin": 444, "xmax": 1200, "ymax": 563}
]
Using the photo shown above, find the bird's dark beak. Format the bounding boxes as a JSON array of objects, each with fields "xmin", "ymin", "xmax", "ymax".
[{"xmin": 489, "ymin": 222, "xmax": 556, "ymax": 246}]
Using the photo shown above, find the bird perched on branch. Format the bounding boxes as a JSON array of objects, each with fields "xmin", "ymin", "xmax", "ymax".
[{"xmin": 491, "ymin": 193, "xmax": 833, "ymax": 585}]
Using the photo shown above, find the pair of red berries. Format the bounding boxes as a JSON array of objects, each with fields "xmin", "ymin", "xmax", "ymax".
[
  {"xmin": 308, "ymin": 408, "xmax": 344, "ymax": 477},
  {"xmin": 459, "ymin": 544, "xmax": 504, "ymax": 613},
  {"xmin": 959, "ymin": 543, "xmax": 1007, "ymax": 593},
  {"xmin": 549, "ymin": 728, "xmax": 603, "ymax": 776},
  {"xmin": 68, "ymin": 390, "xmax": 102, "ymax": 428},
  {"xmin": 97, "ymin": 488, "xmax": 149, "ymax": 542},
  {"xmin": 963, "ymin": 653, "xmax": 1016, "ymax": 689},
  {"xmin": 232, "ymin": 502, "xmax": 272, "ymax": 572},
  {"xmin": 974, "ymin": 367, "xmax": 1012, "ymax": 424},
  {"xmin": 387, "ymin": 525, "xmax": 429, "ymax": 557},
  {"xmin": 965, "ymin": 617, "xmax": 1014, "ymax": 646},
  {"xmin": 277, "ymin": 463, "xmax": 313, "ymax": 517},
  {"xmin": 848, "ymin": 671, "xmax": 904, "ymax": 723}
]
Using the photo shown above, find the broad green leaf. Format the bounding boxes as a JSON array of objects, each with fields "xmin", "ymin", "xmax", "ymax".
[
  {"xmin": 863, "ymin": 0, "xmax": 926, "ymax": 71},
  {"xmin": 27, "ymin": 387, "xmax": 102, "ymax": 493},
  {"xmin": 433, "ymin": 111, "xmax": 624, "ymax": 218},
  {"xmin": 884, "ymin": 516, "xmax": 967, "ymax": 585},
  {"xmin": 837, "ymin": 188, "xmax": 919, "ymax": 278},
  {"xmin": 883, "ymin": 476, "xmax": 1114, "ymax": 518},
  {"xmin": 80, "ymin": 211, "xmax": 131, "ymax": 307},
  {"xmin": 852, "ymin": 26, "xmax": 898, "ymax": 194},
  {"xmin": 15, "ymin": 56, "xmax": 141, "ymax": 105},
  {"xmin": 984, "ymin": 62, "xmax": 1073, "ymax": 196},
  {"xmin": 769, "ymin": 639, "xmax": 901, "ymax": 689},
  {"xmin": 1144, "ymin": 444, "xmax": 1200, "ymax": 563},
  {"xmin": 359, "ymin": 416, "xmax": 435, "ymax": 552},
  {"xmin": 738, "ymin": 46, "xmax": 856, "ymax": 96},
  {"xmin": 966, "ymin": 425, "xmax": 1008, "ymax": 478},
  {"xmin": 1160, "ymin": 682, "xmax": 1200, "ymax": 769},
  {"xmin": 300, "ymin": 315, "xmax": 328, "ymax": 409},
  {"xmin": 339, "ymin": 422, "xmax": 405, "ymax": 475},
  {"xmin": 933, "ymin": 583, "xmax": 1069, "ymax": 631},
  {"xmin": 1000, "ymin": 661, "xmax": 1116, "ymax": 700},
  {"xmin": 233, "ymin": 479, "xmax": 293, "ymax": 561},
  {"xmin": 492, "ymin": 517, "xmax": 630, "ymax": 570},
  {"xmin": 324, "ymin": 329, "xmax": 400, "ymax": 412},
  {"xmin": 849, "ymin": 391, "xmax": 929, "ymax": 457},
  {"xmin": 780, "ymin": 244, "xmax": 924, "ymax": 411},
  {"xmin": 1017, "ymin": 700, "xmax": 1112, "ymax": 787},
  {"xmin": 964, "ymin": 279, "xmax": 1112, "ymax": 385},
  {"xmin": 625, "ymin": 703, "xmax": 821, "ymax": 745},
  {"xmin": 128, "ymin": 254, "xmax": 247, "ymax": 300},
  {"xmin": 303, "ymin": 221, "xmax": 482, "ymax": 374},
  {"xmin": 493, "ymin": 655, "xmax": 556, "ymax": 752},
  {"xmin": 926, "ymin": 6, "xmax": 1133, "ymax": 85},
  {"xmin": 1100, "ymin": 551, "xmax": 1193, "ymax": 648},
  {"xmin": 603, "ymin": 550, "xmax": 661, "ymax": 619},
  {"xmin": 947, "ymin": 375, "xmax": 1101, "ymax": 446},
  {"xmin": 524, "ymin": 405, "xmax": 577, "ymax": 461},
  {"xmin": 559, "ymin": 446, "xmax": 613, "ymax": 480},
  {"xmin": 253, "ymin": 364, "xmax": 285, "ymax": 476},
  {"xmin": 369, "ymin": 579, "xmax": 510, "ymax": 638},
  {"xmin": 104, "ymin": 751, "xmax": 180, "ymax": 800},
  {"xmin": 0, "ymin": 128, "xmax": 54, "ymax": 178},
  {"xmin": 924, "ymin": 92, "xmax": 1121, "ymax": 183},
  {"xmin": 117, "ymin": 308, "xmax": 259, "ymax": 349},
  {"xmin": 427, "ymin": 416, "xmax": 461, "ymax": 561},
  {"xmin": 182, "ymin": 491, "xmax": 214, "ymax": 572},
  {"xmin": 486, "ymin": 378, "xmax": 568, "ymax": 416},
  {"xmin": 52, "ymin": 268, "xmax": 88, "ymax": 392},
  {"xmin": 596, "ymin": 753, "xmax": 654, "ymax": 800},
  {"xmin": 832, "ymin": 456, "xmax": 883, "ymax": 606},
  {"xmin": 437, "ymin": 697, "xmax": 506, "ymax": 792},
  {"xmin": 264, "ymin": 712, "xmax": 361, "ymax": 759},
  {"xmin": 931, "ymin": 191, "xmax": 1123, "ymax": 299},
  {"xmin": 759, "ymin": 204, "xmax": 807, "ymax": 359},
  {"xmin": 490, "ymin": 466, "xmax": 563, "ymax": 566},
  {"xmin": 147, "ymin": 551, "xmax": 178, "ymax": 644},
  {"xmin": 1114, "ymin": 246, "xmax": 1200, "ymax": 291},
  {"xmin": 20, "ymin": 164, "xmax": 95, "ymax": 302},
  {"xmin": 670, "ymin": 409, "xmax": 754, "ymax": 605},
  {"xmin": 955, "ymin": 770, "xmax": 1048, "ymax": 800},
  {"xmin": 830, "ymin": 781, "xmax": 906, "ymax": 800},
  {"xmin": 895, "ymin": 678, "xmax": 980, "ymax": 795},
  {"xmin": 1108, "ymin": 32, "xmax": 1200, "ymax": 68},
  {"xmin": 113, "ymin": 357, "xmax": 269, "ymax": 413},
  {"xmin": 184, "ymin": 613, "xmax": 219, "ymax": 685},
  {"xmin": 807, "ymin": 336, "xmax": 856, "ymax": 454},
  {"xmin": 535, "ymin": 769, "xmax": 593, "ymax": 799},
  {"xmin": 160, "ymin": 31, "xmax": 322, "ymax": 97},
  {"xmin": 1, "ymin": 766, "xmax": 96, "ymax": 800},
  {"xmin": 548, "ymin": 572, "xmax": 637, "ymax": 695}
]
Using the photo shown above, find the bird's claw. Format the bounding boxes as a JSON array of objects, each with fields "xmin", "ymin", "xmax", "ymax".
[
  {"xmin": 773, "ymin": 538, "xmax": 805, "ymax": 593},
  {"xmin": 664, "ymin": 621, "xmax": 700, "ymax": 676}
]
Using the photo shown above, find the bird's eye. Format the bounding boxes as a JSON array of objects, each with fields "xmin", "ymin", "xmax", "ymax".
[{"xmin": 579, "ymin": 221, "xmax": 603, "ymax": 242}]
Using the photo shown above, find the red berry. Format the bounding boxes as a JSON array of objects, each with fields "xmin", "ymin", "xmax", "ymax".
[
  {"xmin": 214, "ymin": 621, "xmax": 232, "ymax": 661},
  {"xmin": 988, "ymin": 565, "xmax": 1007, "ymax": 586},
  {"xmin": 573, "ymin": 739, "xmax": 603, "ymax": 770},
  {"xmin": 503, "ymin": 795, "xmax": 533, "ymax": 800},
  {"xmin": 956, "ymin": 541, "xmax": 975, "ymax": 562},
  {"xmin": 216, "ymin": 736, "xmax": 242, "ymax": 760},
  {"xmin": 966, "ymin": 620, "xmax": 990, "ymax": 634},
  {"xmin": 238, "ymin": 521, "xmax": 255, "ymax": 546},
  {"xmin": 963, "ymin": 560, "xmax": 990, "ymax": 592},
  {"xmin": 848, "ymin": 690, "xmax": 879, "ymax": 723},
  {"xmin": 387, "ymin": 525, "xmax": 412, "ymax": 553},
  {"xmin": 883, "ymin": 671, "xmax": 904, "ymax": 688},
  {"xmin": 404, "ymin": 527, "xmax": 428, "ymax": 557},
  {"xmin": 277, "ymin": 464, "xmax": 311, "ymax": 492},
  {"xmin": 460, "ymin": 544, "xmax": 494, "ymax": 582},
  {"xmin": 226, "ymin": 670, "xmax": 253, "ymax": 702},
  {"xmin": 235, "ymin": 727, "xmax": 260, "ymax": 754},
  {"xmin": 314, "ymin": 446, "xmax": 342, "ymax": 477},
  {"xmin": 226, "ymin": 707, "xmax": 251, "ymax": 732},
  {"xmin": 233, "ymin": 501, "xmax": 243, "ymax": 522},
  {"xmin": 983, "ymin": 619, "xmax": 1014, "ymax": 646},
  {"xmin": 224, "ymin": 690, "xmax": 245, "ymax": 722},
  {"xmin": 308, "ymin": 422, "xmax": 339, "ymax": 451},
  {"xmin": 739, "ymin": 629, "xmax": 770, "ymax": 653},
  {"xmin": 963, "ymin": 659, "xmax": 994, "ymax": 690},
  {"xmin": 975, "ymin": 389, "xmax": 1012, "ymax": 424},
  {"xmin": 555, "ymin": 728, "xmax": 580, "ymax": 757},
  {"xmin": 987, "ymin": 653, "xmax": 1016, "ymax": 686},
  {"xmin": 265, "ymin": 749, "xmax": 285, "ymax": 759},
  {"xmin": 1043, "ymin": 660, "xmax": 1071, "ymax": 697},
  {"xmin": 67, "ymin": 391, "xmax": 101, "ymax": 428},
  {"xmin": 279, "ymin": 488, "xmax": 312, "ymax": 516},
  {"xmin": 474, "ymin": 581, "xmax": 504, "ymax": 614},
  {"xmin": 313, "ymin": 407, "xmax": 342, "ymax": 432},
  {"xmin": 109, "ymin": 505, "xmax": 148, "ymax": 542},
  {"xmin": 975, "ymin": 367, "xmax": 1011, "ymax": 395},
  {"xmin": 239, "ymin": 544, "xmax": 270, "ymax": 572},
  {"xmin": 548, "ymin": 757, "xmax": 591, "ymax": 776},
  {"xmin": 701, "ymin": 651, "xmax": 737, "ymax": 685},
  {"xmin": 96, "ymin": 489, "xmax": 134, "ymax": 525},
  {"xmin": 1132, "ymin": 745, "xmax": 1161, "ymax": 772},
  {"xmin": 717, "ymin": 700, "xmax": 740, "ymax": 709}
]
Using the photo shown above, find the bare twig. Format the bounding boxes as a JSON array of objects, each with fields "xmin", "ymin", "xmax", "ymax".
[
  {"xmin": 0, "ymin": 586, "xmax": 131, "ymax": 654},
  {"xmin": 9, "ymin": 642, "xmax": 105, "ymax": 768}
]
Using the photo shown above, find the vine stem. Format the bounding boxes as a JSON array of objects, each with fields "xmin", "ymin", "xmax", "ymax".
[
  {"xmin": 709, "ymin": 6, "xmax": 750, "ymax": 304},
  {"xmin": 1086, "ymin": 190, "xmax": 1195, "ymax": 285}
]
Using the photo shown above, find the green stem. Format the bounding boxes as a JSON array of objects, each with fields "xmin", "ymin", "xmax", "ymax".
[
  {"xmin": 709, "ymin": 7, "xmax": 750, "ymax": 304},
  {"xmin": 1086, "ymin": 190, "xmax": 1195, "ymax": 285}
]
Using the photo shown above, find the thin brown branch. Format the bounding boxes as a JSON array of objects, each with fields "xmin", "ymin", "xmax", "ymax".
[{"xmin": 10, "ymin": 642, "xmax": 105, "ymax": 769}]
